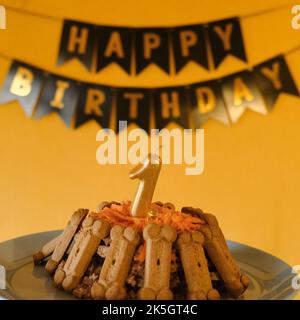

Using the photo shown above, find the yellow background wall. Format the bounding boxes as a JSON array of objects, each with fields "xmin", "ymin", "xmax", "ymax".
[{"xmin": 0, "ymin": 0, "xmax": 299, "ymax": 297}]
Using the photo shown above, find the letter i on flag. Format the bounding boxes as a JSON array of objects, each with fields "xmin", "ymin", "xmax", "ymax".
[{"xmin": 35, "ymin": 74, "xmax": 80, "ymax": 127}]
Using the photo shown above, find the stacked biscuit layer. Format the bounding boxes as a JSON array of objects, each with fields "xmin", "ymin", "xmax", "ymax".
[{"xmin": 33, "ymin": 202, "xmax": 249, "ymax": 300}]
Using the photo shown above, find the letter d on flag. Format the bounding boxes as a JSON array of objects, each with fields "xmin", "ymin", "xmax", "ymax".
[{"xmin": 0, "ymin": 265, "xmax": 5, "ymax": 289}]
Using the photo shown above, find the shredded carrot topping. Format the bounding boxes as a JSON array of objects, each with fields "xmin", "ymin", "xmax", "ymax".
[
  {"xmin": 134, "ymin": 242, "xmax": 146, "ymax": 262},
  {"xmin": 89, "ymin": 202, "xmax": 206, "ymax": 262},
  {"xmin": 90, "ymin": 201, "xmax": 205, "ymax": 233}
]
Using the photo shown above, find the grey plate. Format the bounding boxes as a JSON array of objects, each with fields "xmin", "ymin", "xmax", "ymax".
[{"xmin": 0, "ymin": 230, "xmax": 298, "ymax": 300}]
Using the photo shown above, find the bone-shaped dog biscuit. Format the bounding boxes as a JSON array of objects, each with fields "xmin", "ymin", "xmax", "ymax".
[
  {"xmin": 45, "ymin": 208, "xmax": 88, "ymax": 274},
  {"xmin": 177, "ymin": 231, "xmax": 220, "ymax": 300},
  {"xmin": 54, "ymin": 215, "xmax": 110, "ymax": 291},
  {"xmin": 138, "ymin": 223, "xmax": 177, "ymax": 300},
  {"xmin": 91, "ymin": 225, "xmax": 140, "ymax": 300},
  {"xmin": 33, "ymin": 235, "xmax": 61, "ymax": 265},
  {"xmin": 195, "ymin": 211, "xmax": 249, "ymax": 298}
]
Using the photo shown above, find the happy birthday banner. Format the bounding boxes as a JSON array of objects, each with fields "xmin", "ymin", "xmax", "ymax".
[
  {"xmin": 57, "ymin": 17, "xmax": 247, "ymax": 75},
  {"xmin": 0, "ymin": 53, "xmax": 298, "ymax": 131}
]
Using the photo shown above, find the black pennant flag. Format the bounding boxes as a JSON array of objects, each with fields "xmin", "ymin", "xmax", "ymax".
[
  {"xmin": 171, "ymin": 24, "xmax": 208, "ymax": 73},
  {"xmin": 207, "ymin": 17, "xmax": 247, "ymax": 68},
  {"xmin": 75, "ymin": 84, "xmax": 113, "ymax": 128},
  {"xmin": 254, "ymin": 56, "xmax": 299, "ymax": 110},
  {"xmin": 153, "ymin": 87, "xmax": 189, "ymax": 130},
  {"xmin": 116, "ymin": 89, "xmax": 151, "ymax": 132},
  {"xmin": 96, "ymin": 27, "xmax": 132, "ymax": 74},
  {"xmin": 135, "ymin": 28, "xmax": 170, "ymax": 75},
  {"xmin": 221, "ymin": 70, "xmax": 267, "ymax": 123},
  {"xmin": 0, "ymin": 60, "xmax": 45, "ymax": 116},
  {"xmin": 35, "ymin": 75, "xmax": 79, "ymax": 127},
  {"xmin": 188, "ymin": 80, "xmax": 229, "ymax": 127},
  {"xmin": 57, "ymin": 20, "xmax": 96, "ymax": 71}
]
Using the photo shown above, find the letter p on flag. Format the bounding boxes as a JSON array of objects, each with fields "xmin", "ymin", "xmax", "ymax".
[{"xmin": 0, "ymin": 265, "xmax": 5, "ymax": 289}]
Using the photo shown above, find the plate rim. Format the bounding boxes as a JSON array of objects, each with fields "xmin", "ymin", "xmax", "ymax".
[{"xmin": 0, "ymin": 230, "xmax": 298, "ymax": 300}]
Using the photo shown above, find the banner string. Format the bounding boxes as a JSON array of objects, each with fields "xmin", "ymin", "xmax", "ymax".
[
  {"xmin": 4, "ymin": 5, "xmax": 61, "ymax": 22},
  {"xmin": 285, "ymin": 43, "xmax": 300, "ymax": 55},
  {"xmin": 3, "ymin": 2, "xmax": 296, "ymax": 27},
  {"xmin": 242, "ymin": 2, "xmax": 295, "ymax": 19}
]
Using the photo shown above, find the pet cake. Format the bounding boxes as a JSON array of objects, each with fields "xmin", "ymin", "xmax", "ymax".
[{"xmin": 33, "ymin": 154, "xmax": 249, "ymax": 300}]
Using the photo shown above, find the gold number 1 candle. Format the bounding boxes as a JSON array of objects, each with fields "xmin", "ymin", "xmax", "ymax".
[{"xmin": 129, "ymin": 154, "xmax": 162, "ymax": 218}]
